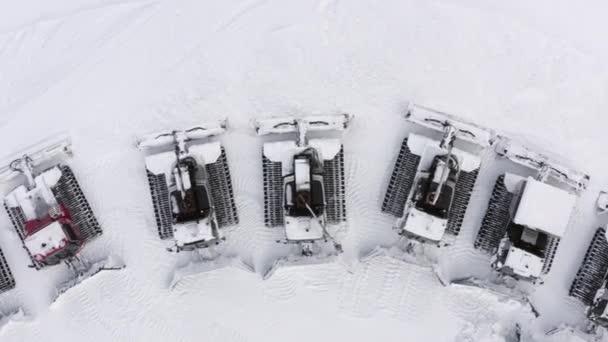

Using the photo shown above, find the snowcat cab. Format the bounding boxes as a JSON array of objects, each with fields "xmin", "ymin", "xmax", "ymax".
[
  {"xmin": 138, "ymin": 120, "xmax": 238, "ymax": 252},
  {"xmin": 475, "ymin": 138, "xmax": 588, "ymax": 282},
  {"xmin": 283, "ymin": 149, "xmax": 326, "ymax": 253},
  {"xmin": 255, "ymin": 114, "xmax": 351, "ymax": 276},
  {"xmin": 383, "ymin": 104, "xmax": 494, "ymax": 246},
  {"xmin": 0, "ymin": 135, "xmax": 122, "ymax": 299}
]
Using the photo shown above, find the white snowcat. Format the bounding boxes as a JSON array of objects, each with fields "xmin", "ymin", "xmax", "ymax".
[
  {"xmin": 1, "ymin": 135, "xmax": 124, "ymax": 298},
  {"xmin": 138, "ymin": 120, "xmax": 242, "ymax": 287},
  {"xmin": 474, "ymin": 137, "xmax": 588, "ymax": 283},
  {"xmin": 138, "ymin": 120, "xmax": 238, "ymax": 252},
  {"xmin": 255, "ymin": 114, "xmax": 351, "ymax": 278},
  {"xmin": 382, "ymin": 104, "xmax": 494, "ymax": 249}
]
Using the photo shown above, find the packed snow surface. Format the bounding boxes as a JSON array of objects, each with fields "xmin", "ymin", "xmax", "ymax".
[{"xmin": 0, "ymin": 0, "xmax": 608, "ymax": 341}]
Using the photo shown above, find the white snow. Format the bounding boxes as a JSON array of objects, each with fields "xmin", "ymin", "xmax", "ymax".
[
  {"xmin": 514, "ymin": 177, "xmax": 576, "ymax": 238},
  {"xmin": 0, "ymin": 0, "xmax": 607, "ymax": 341}
]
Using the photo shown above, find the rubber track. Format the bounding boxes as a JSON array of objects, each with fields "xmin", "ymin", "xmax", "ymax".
[
  {"xmin": 382, "ymin": 138, "xmax": 421, "ymax": 218},
  {"xmin": 263, "ymin": 154, "xmax": 284, "ymax": 227},
  {"xmin": 206, "ymin": 147, "xmax": 239, "ymax": 228},
  {"xmin": 474, "ymin": 175, "xmax": 513, "ymax": 253},
  {"xmin": 324, "ymin": 146, "xmax": 346, "ymax": 224},
  {"xmin": 569, "ymin": 227, "xmax": 608, "ymax": 306}
]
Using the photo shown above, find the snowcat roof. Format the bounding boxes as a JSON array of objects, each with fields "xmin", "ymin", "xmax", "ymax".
[{"xmin": 513, "ymin": 177, "xmax": 576, "ymax": 237}]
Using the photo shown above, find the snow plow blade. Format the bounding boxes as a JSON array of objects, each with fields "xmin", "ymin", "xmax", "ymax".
[
  {"xmin": 53, "ymin": 256, "xmax": 125, "ymax": 302},
  {"xmin": 495, "ymin": 136, "xmax": 589, "ymax": 192},
  {"xmin": 170, "ymin": 257, "xmax": 254, "ymax": 289},
  {"xmin": 449, "ymin": 277, "xmax": 533, "ymax": 307},
  {"xmin": 405, "ymin": 104, "xmax": 495, "ymax": 147},
  {"xmin": 0, "ymin": 134, "xmax": 72, "ymax": 182},
  {"xmin": 263, "ymin": 253, "xmax": 339, "ymax": 280},
  {"xmin": 253, "ymin": 114, "xmax": 352, "ymax": 136},
  {"xmin": 137, "ymin": 120, "xmax": 227, "ymax": 149}
]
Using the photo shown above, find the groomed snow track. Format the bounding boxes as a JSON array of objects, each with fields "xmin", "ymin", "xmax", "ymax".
[
  {"xmin": 474, "ymin": 175, "xmax": 513, "ymax": 253},
  {"xmin": 570, "ymin": 227, "xmax": 608, "ymax": 306},
  {"xmin": 0, "ymin": 248, "xmax": 15, "ymax": 293}
]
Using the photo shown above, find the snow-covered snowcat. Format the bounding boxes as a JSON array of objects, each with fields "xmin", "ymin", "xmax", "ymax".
[
  {"xmin": 382, "ymin": 104, "xmax": 494, "ymax": 249},
  {"xmin": 138, "ymin": 120, "xmax": 238, "ymax": 254},
  {"xmin": 255, "ymin": 114, "xmax": 351, "ymax": 278},
  {"xmin": 474, "ymin": 137, "xmax": 588, "ymax": 283},
  {"xmin": 1, "ymin": 135, "xmax": 123, "ymax": 297}
]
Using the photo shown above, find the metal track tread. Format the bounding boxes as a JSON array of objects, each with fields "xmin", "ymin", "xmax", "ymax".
[
  {"xmin": 474, "ymin": 175, "xmax": 514, "ymax": 253},
  {"xmin": 324, "ymin": 146, "xmax": 346, "ymax": 224},
  {"xmin": 146, "ymin": 171, "xmax": 174, "ymax": 240},
  {"xmin": 0, "ymin": 248, "xmax": 15, "ymax": 293},
  {"xmin": 569, "ymin": 227, "xmax": 608, "ymax": 306},
  {"xmin": 206, "ymin": 147, "xmax": 239, "ymax": 228},
  {"xmin": 382, "ymin": 138, "xmax": 421, "ymax": 218},
  {"xmin": 54, "ymin": 165, "xmax": 102, "ymax": 243},
  {"xmin": 446, "ymin": 168, "xmax": 479, "ymax": 236},
  {"xmin": 542, "ymin": 235, "xmax": 561, "ymax": 275},
  {"xmin": 263, "ymin": 154, "xmax": 284, "ymax": 227},
  {"xmin": 4, "ymin": 202, "xmax": 43, "ymax": 269}
]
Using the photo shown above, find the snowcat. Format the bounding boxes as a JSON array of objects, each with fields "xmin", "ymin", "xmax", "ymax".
[
  {"xmin": 474, "ymin": 137, "xmax": 588, "ymax": 283},
  {"xmin": 1, "ymin": 136, "xmax": 123, "ymax": 298},
  {"xmin": 138, "ymin": 120, "xmax": 238, "ymax": 253},
  {"xmin": 255, "ymin": 114, "xmax": 351, "ymax": 278},
  {"xmin": 382, "ymin": 104, "xmax": 494, "ymax": 249}
]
